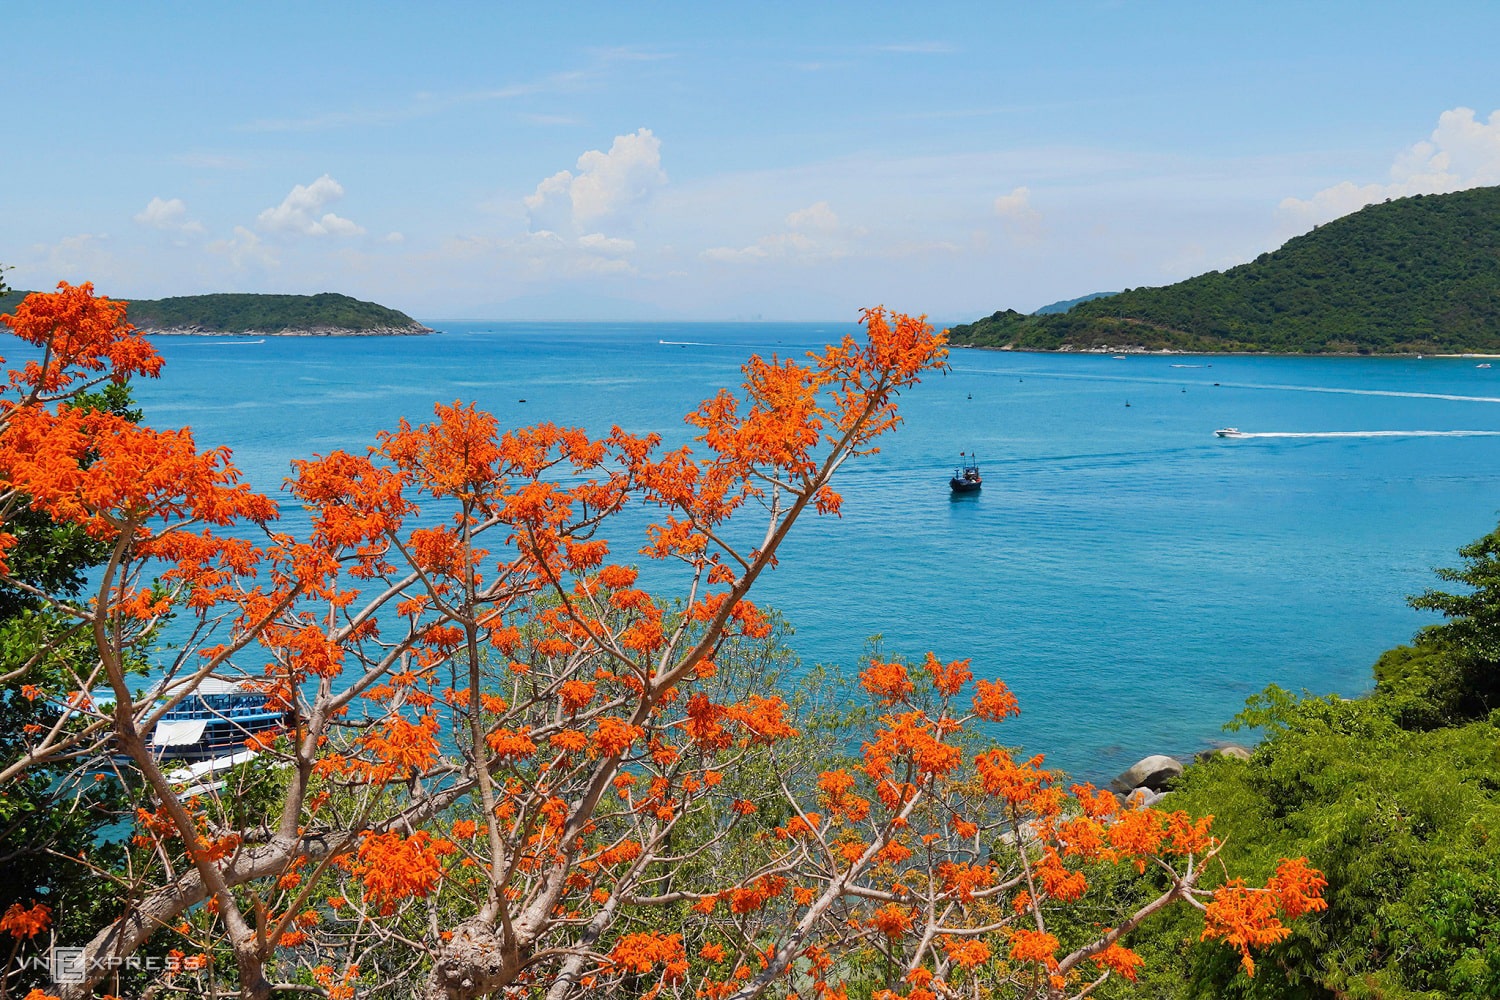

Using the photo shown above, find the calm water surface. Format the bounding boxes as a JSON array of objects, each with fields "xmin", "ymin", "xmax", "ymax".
[{"xmin": 130, "ymin": 323, "xmax": 1500, "ymax": 779}]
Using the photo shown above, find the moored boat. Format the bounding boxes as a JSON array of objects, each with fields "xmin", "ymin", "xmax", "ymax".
[{"xmin": 143, "ymin": 679, "xmax": 286, "ymax": 762}]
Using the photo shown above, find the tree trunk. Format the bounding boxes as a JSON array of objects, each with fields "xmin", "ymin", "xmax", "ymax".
[{"xmin": 420, "ymin": 918, "xmax": 523, "ymax": 1000}]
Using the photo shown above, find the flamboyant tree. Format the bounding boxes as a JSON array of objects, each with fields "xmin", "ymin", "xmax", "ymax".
[{"xmin": 0, "ymin": 284, "xmax": 1324, "ymax": 1000}]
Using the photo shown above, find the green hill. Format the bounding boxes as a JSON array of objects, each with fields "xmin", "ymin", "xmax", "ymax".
[
  {"xmin": 951, "ymin": 186, "xmax": 1500, "ymax": 354},
  {"xmin": 0, "ymin": 290, "xmax": 430, "ymax": 336},
  {"xmin": 1032, "ymin": 290, "xmax": 1117, "ymax": 315}
]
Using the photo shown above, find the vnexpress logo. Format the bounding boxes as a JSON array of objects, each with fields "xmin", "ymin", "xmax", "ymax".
[{"xmin": 51, "ymin": 947, "xmax": 86, "ymax": 985}]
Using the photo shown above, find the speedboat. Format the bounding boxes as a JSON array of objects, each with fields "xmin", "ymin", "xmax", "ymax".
[{"xmin": 1214, "ymin": 427, "xmax": 1245, "ymax": 438}]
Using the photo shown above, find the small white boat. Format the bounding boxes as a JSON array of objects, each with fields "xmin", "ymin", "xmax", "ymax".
[
  {"xmin": 1478, "ymin": 363, "xmax": 1492, "ymax": 369},
  {"xmin": 1112, "ymin": 355, "xmax": 1127, "ymax": 360},
  {"xmin": 1214, "ymin": 427, "xmax": 1245, "ymax": 438}
]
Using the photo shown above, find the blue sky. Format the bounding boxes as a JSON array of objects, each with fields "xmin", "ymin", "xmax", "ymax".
[{"xmin": 6, "ymin": 1, "xmax": 1500, "ymax": 321}]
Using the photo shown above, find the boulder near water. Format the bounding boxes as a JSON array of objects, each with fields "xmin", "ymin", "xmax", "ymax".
[
  {"xmin": 1195, "ymin": 745, "xmax": 1253, "ymax": 764},
  {"xmin": 1109, "ymin": 754, "xmax": 1185, "ymax": 795}
]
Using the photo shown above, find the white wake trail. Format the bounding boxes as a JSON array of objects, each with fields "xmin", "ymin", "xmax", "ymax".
[
  {"xmin": 1228, "ymin": 430, "xmax": 1500, "ymax": 439},
  {"xmin": 958, "ymin": 366, "xmax": 1500, "ymax": 404},
  {"xmin": 1234, "ymin": 382, "xmax": 1500, "ymax": 404}
]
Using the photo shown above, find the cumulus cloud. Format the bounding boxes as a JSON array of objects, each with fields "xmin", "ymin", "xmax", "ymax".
[
  {"xmin": 993, "ymin": 186, "xmax": 1034, "ymax": 218},
  {"xmin": 578, "ymin": 233, "xmax": 636, "ymax": 255},
  {"xmin": 23, "ymin": 233, "xmax": 115, "ymax": 282},
  {"xmin": 786, "ymin": 201, "xmax": 839, "ymax": 232},
  {"xmin": 701, "ymin": 202, "xmax": 856, "ymax": 264},
  {"xmin": 134, "ymin": 197, "xmax": 205, "ymax": 235},
  {"xmin": 256, "ymin": 174, "xmax": 365, "ymax": 236},
  {"xmin": 524, "ymin": 128, "xmax": 666, "ymax": 233},
  {"xmin": 1281, "ymin": 107, "xmax": 1500, "ymax": 227},
  {"xmin": 207, "ymin": 226, "xmax": 278, "ymax": 269},
  {"xmin": 993, "ymin": 185, "xmax": 1043, "ymax": 243},
  {"xmin": 702, "ymin": 232, "xmax": 819, "ymax": 264}
]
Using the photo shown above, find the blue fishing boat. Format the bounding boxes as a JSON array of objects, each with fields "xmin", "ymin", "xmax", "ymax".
[
  {"xmin": 143, "ymin": 679, "xmax": 286, "ymax": 763},
  {"xmin": 949, "ymin": 453, "xmax": 982, "ymax": 492}
]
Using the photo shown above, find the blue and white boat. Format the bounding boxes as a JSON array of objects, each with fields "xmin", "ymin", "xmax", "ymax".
[{"xmin": 144, "ymin": 679, "xmax": 286, "ymax": 763}]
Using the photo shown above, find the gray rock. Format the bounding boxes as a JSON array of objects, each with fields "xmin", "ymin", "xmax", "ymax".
[
  {"xmin": 1195, "ymin": 745, "xmax": 1253, "ymax": 764},
  {"xmin": 1136, "ymin": 788, "xmax": 1167, "ymax": 809},
  {"xmin": 1109, "ymin": 754, "xmax": 1184, "ymax": 794}
]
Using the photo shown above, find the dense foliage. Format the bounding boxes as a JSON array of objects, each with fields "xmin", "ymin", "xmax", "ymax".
[
  {"xmin": 951, "ymin": 186, "xmax": 1500, "ymax": 354},
  {"xmin": 0, "ymin": 276, "xmax": 162, "ymax": 997},
  {"xmin": 1110, "ymin": 521, "xmax": 1500, "ymax": 999},
  {"xmin": 0, "ymin": 289, "xmax": 428, "ymax": 334}
]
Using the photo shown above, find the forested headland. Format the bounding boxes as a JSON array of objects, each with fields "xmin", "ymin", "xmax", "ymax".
[
  {"xmin": 950, "ymin": 185, "xmax": 1500, "ymax": 354},
  {"xmin": 0, "ymin": 289, "xmax": 431, "ymax": 336},
  {"xmin": 1105, "ymin": 525, "xmax": 1500, "ymax": 997}
]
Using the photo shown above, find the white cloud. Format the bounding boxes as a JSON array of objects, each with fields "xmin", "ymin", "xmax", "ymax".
[
  {"xmin": 21, "ymin": 233, "xmax": 115, "ymax": 284},
  {"xmin": 134, "ymin": 196, "xmax": 205, "ymax": 235},
  {"xmin": 702, "ymin": 202, "xmax": 852, "ymax": 264},
  {"xmin": 993, "ymin": 186, "xmax": 1034, "ymax": 218},
  {"xmin": 702, "ymin": 232, "xmax": 818, "ymax": 263},
  {"xmin": 786, "ymin": 201, "xmax": 839, "ymax": 232},
  {"xmin": 993, "ymin": 185, "xmax": 1043, "ymax": 243},
  {"xmin": 1280, "ymin": 107, "xmax": 1500, "ymax": 227},
  {"xmin": 207, "ymin": 225, "xmax": 279, "ymax": 269},
  {"xmin": 578, "ymin": 233, "xmax": 636, "ymax": 255},
  {"xmin": 383, "ymin": 231, "xmax": 406, "ymax": 243},
  {"xmin": 256, "ymin": 174, "xmax": 365, "ymax": 236},
  {"xmin": 524, "ymin": 128, "xmax": 666, "ymax": 233}
]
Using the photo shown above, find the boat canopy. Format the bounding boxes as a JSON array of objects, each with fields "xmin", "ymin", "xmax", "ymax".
[{"xmin": 151, "ymin": 720, "xmax": 208, "ymax": 747}]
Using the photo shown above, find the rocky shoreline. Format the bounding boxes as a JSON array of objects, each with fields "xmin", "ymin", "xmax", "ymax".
[
  {"xmin": 1105, "ymin": 745, "xmax": 1253, "ymax": 808},
  {"xmin": 142, "ymin": 323, "xmax": 433, "ymax": 337},
  {"xmin": 952, "ymin": 342, "xmax": 1499, "ymax": 358}
]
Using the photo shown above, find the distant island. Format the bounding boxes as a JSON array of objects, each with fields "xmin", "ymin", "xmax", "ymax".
[
  {"xmin": 950, "ymin": 185, "xmax": 1500, "ymax": 354},
  {"xmin": 1031, "ymin": 290, "xmax": 1118, "ymax": 315},
  {"xmin": 0, "ymin": 290, "xmax": 432, "ymax": 337}
]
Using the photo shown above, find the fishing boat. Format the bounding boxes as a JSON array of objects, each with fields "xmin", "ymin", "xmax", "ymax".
[
  {"xmin": 143, "ymin": 679, "xmax": 286, "ymax": 762},
  {"xmin": 949, "ymin": 453, "xmax": 982, "ymax": 492}
]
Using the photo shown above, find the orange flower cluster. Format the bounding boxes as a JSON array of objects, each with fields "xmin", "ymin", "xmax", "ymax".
[
  {"xmin": 1203, "ymin": 858, "xmax": 1328, "ymax": 975},
  {"xmin": 351, "ymin": 831, "xmax": 447, "ymax": 914},
  {"xmin": 859, "ymin": 659, "xmax": 915, "ymax": 705},
  {"xmin": 1092, "ymin": 941, "xmax": 1145, "ymax": 982},
  {"xmin": 606, "ymin": 932, "xmax": 687, "ymax": 981},
  {"xmin": 0, "ymin": 902, "xmax": 51, "ymax": 939},
  {"xmin": 1007, "ymin": 927, "xmax": 1059, "ymax": 965},
  {"xmin": 0, "ymin": 282, "xmax": 161, "ymax": 398}
]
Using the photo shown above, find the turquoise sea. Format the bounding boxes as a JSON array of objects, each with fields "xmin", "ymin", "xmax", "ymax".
[{"xmin": 129, "ymin": 322, "xmax": 1500, "ymax": 781}]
